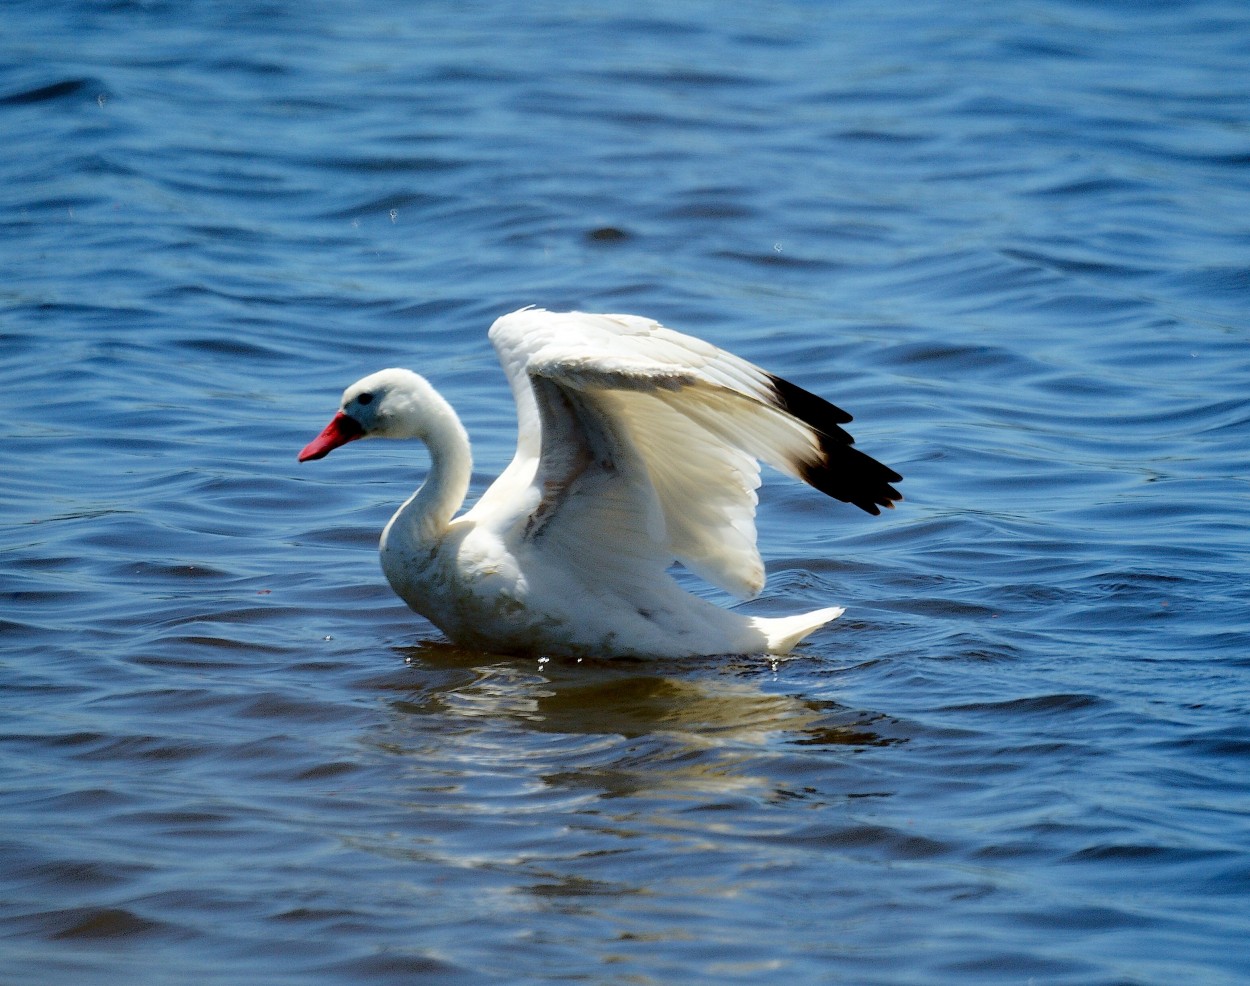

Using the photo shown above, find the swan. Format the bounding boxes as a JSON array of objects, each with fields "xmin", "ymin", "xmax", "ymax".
[{"xmin": 299, "ymin": 308, "xmax": 901, "ymax": 658}]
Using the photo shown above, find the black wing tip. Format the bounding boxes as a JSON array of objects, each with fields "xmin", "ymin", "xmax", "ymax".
[
  {"xmin": 849, "ymin": 480, "xmax": 904, "ymax": 516},
  {"xmin": 802, "ymin": 464, "xmax": 904, "ymax": 514},
  {"xmin": 796, "ymin": 422, "xmax": 904, "ymax": 516},
  {"xmin": 765, "ymin": 372, "xmax": 853, "ymax": 442},
  {"xmin": 766, "ymin": 371, "xmax": 902, "ymax": 516}
]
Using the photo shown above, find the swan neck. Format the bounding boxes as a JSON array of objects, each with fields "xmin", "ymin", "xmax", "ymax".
[{"xmin": 391, "ymin": 394, "xmax": 472, "ymax": 546}]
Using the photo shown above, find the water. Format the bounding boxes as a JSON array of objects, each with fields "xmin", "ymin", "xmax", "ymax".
[{"xmin": 3, "ymin": 1, "xmax": 1249, "ymax": 982}]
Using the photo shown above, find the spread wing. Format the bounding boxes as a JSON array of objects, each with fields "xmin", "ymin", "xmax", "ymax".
[{"xmin": 480, "ymin": 308, "xmax": 901, "ymax": 599}]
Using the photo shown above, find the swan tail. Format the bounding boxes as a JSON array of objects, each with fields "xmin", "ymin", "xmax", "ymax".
[{"xmin": 752, "ymin": 606, "xmax": 845, "ymax": 655}]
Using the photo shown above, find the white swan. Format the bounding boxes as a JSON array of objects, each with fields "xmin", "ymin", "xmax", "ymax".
[{"xmin": 299, "ymin": 309, "xmax": 901, "ymax": 658}]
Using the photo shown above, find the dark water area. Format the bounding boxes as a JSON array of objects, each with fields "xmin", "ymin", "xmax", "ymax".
[{"xmin": 3, "ymin": 1, "xmax": 1249, "ymax": 983}]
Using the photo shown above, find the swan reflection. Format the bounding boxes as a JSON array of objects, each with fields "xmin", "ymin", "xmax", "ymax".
[{"xmin": 369, "ymin": 641, "xmax": 898, "ymax": 802}]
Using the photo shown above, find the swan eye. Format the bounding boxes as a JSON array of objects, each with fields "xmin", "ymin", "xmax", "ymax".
[{"xmin": 357, "ymin": 392, "xmax": 374, "ymax": 406}]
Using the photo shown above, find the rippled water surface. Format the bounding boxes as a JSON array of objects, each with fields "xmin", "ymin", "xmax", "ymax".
[{"xmin": 4, "ymin": 1, "xmax": 1250, "ymax": 983}]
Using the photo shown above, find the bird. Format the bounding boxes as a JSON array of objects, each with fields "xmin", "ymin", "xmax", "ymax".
[{"xmin": 299, "ymin": 308, "xmax": 901, "ymax": 659}]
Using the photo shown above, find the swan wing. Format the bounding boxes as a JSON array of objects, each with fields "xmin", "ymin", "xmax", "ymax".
[{"xmin": 484, "ymin": 309, "xmax": 901, "ymax": 599}]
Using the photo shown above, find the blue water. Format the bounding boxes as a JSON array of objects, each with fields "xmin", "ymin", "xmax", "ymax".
[{"xmin": 4, "ymin": 1, "xmax": 1250, "ymax": 983}]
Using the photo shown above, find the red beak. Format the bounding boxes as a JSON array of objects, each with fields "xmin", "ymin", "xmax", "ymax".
[{"xmin": 299, "ymin": 411, "xmax": 365, "ymax": 461}]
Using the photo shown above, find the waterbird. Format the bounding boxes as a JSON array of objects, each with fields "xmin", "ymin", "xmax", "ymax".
[{"xmin": 299, "ymin": 308, "xmax": 901, "ymax": 658}]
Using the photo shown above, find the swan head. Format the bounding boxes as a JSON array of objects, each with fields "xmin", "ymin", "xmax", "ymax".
[{"xmin": 299, "ymin": 368, "xmax": 436, "ymax": 461}]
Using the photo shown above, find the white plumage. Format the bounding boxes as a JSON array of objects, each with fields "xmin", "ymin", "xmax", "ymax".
[{"xmin": 299, "ymin": 308, "xmax": 901, "ymax": 658}]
